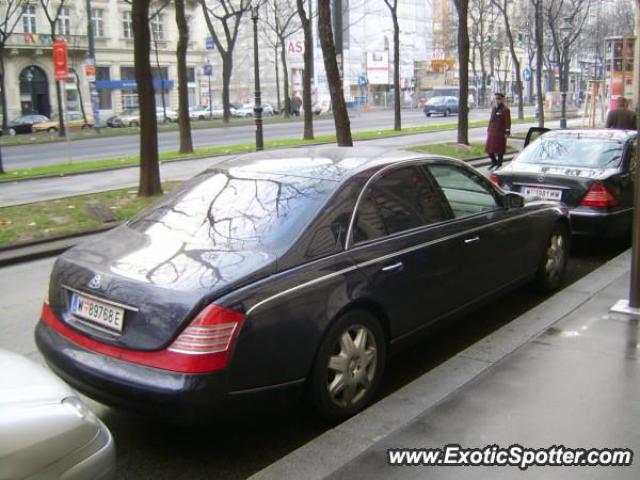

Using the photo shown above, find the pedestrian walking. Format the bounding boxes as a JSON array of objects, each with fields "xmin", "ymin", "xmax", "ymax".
[
  {"xmin": 605, "ymin": 97, "xmax": 637, "ymax": 130},
  {"xmin": 291, "ymin": 93, "xmax": 302, "ymax": 116},
  {"xmin": 485, "ymin": 92, "xmax": 511, "ymax": 170}
]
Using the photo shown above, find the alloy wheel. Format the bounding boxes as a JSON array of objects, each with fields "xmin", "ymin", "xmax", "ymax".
[
  {"xmin": 545, "ymin": 231, "xmax": 566, "ymax": 283},
  {"xmin": 326, "ymin": 325, "xmax": 378, "ymax": 408}
]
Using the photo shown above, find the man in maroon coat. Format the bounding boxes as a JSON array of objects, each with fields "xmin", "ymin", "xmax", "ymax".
[{"xmin": 485, "ymin": 92, "xmax": 511, "ymax": 170}]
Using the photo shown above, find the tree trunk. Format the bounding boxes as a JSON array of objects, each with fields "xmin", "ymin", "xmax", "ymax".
[
  {"xmin": 534, "ymin": 0, "xmax": 544, "ymax": 126},
  {"xmin": 175, "ymin": 0, "xmax": 193, "ymax": 153},
  {"xmin": 496, "ymin": 2, "xmax": 524, "ymax": 119},
  {"xmin": 222, "ymin": 53, "xmax": 232, "ymax": 123},
  {"xmin": 318, "ymin": 0, "xmax": 352, "ymax": 146},
  {"xmin": 133, "ymin": 0, "xmax": 161, "ymax": 197},
  {"xmin": 392, "ymin": 13, "xmax": 401, "ymax": 131},
  {"xmin": 274, "ymin": 44, "xmax": 281, "ymax": 112},
  {"xmin": 297, "ymin": 0, "xmax": 314, "ymax": 139},
  {"xmin": 453, "ymin": 0, "xmax": 469, "ymax": 145},
  {"xmin": 71, "ymin": 69, "xmax": 88, "ymax": 127},
  {"xmin": 280, "ymin": 36, "xmax": 290, "ymax": 117},
  {"xmin": 0, "ymin": 50, "xmax": 8, "ymax": 134}
]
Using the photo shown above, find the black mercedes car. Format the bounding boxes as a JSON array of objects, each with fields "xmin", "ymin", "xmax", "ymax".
[
  {"xmin": 491, "ymin": 128, "xmax": 636, "ymax": 237},
  {"xmin": 3, "ymin": 114, "xmax": 49, "ymax": 135},
  {"xmin": 36, "ymin": 146, "xmax": 570, "ymax": 422}
]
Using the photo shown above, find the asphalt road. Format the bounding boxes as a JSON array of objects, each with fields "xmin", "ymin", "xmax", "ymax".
[
  {"xmin": 2, "ymin": 107, "xmax": 536, "ymax": 169},
  {"xmin": 0, "ymin": 234, "xmax": 629, "ymax": 479}
]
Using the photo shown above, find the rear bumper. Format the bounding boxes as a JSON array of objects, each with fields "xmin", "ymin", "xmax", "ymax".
[
  {"xmin": 569, "ymin": 207, "xmax": 632, "ymax": 237},
  {"xmin": 35, "ymin": 321, "xmax": 304, "ymax": 424}
]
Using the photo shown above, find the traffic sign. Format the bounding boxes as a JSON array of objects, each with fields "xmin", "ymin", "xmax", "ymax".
[
  {"xmin": 206, "ymin": 37, "xmax": 215, "ymax": 49},
  {"xmin": 53, "ymin": 40, "xmax": 68, "ymax": 81},
  {"xmin": 203, "ymin": 65, "xmax": 213, "ymax": 76},
  {"xmin": 523, "ymin": 67, "xmax": 532, "ymax": 82},
  {"xmin": 85, "ymin": 64, "xmax": 96, "ymax": 82}
]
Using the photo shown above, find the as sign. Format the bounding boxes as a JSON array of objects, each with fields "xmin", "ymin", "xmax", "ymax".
[{"xmin": 287, "ymin": 39, "xmax": 304, "ymax": 57}]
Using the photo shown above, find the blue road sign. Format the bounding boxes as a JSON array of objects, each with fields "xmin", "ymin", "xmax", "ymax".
[
  {"xmin": 206, "ymin": 37, "xmax": 215, "ymax": 50},
  {"xmin": 523, "ymin": 67, "xmax": 532, "ymax": 82},
  {"xmin": 203, "ymin": 65, "xmax": 213, "ymax": 76}
]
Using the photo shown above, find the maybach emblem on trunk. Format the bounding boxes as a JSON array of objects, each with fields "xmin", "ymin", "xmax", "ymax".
[{"xmin": 88, "ymin": 274, "xmax": 102, "ymax": 289}]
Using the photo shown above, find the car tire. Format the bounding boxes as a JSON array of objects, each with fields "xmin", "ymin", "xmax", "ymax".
[
  {"xmin": 535, "ymin": 222, "xmax": 569, "ymax": 291},
  {"xmin": 444, "ymin": 109, "xmax": 450, "ymax": 117},
  {"xmin": 426, "ymin": 113, "xmax": 431, "ymax": 117},
  {"xmin": 309, "ymin": 310, "xmax": 386, "ymax": 421},
  {"xmin": 129, "ymin": 121, "xmax": 139, "ymax": 127},
  {"xmin": 8, "ymin": 128, "xmax": 16, "ymax": 136},
  {"xmin": 47, "ymin": 127, "xmax": 57, "ymax": 133}
]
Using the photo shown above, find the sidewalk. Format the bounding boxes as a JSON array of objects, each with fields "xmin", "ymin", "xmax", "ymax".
[{"xmin": 251, "ymin": 249, "xmax": 639, "ymax": 479}]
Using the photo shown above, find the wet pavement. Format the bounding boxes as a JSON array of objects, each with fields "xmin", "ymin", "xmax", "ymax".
[{"xmin": 253, "ymin": 250, "xmax": 640, "ymax": 479}]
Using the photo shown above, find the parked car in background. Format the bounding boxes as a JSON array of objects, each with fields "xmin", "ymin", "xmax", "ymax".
[
  {"xmin": 423, "ymin": 96, "xmax": 459, "ymax": 117},
  {"xmin": 491, "ymin": 128, "xmax": 636, "ymax": 237},
  {"xmin": 105, "ymin": 114, "xmax": 124, "ymax": 128},
  {"xmin": 2, "ymin": 114, "xmax": 49, "ymax": 135},
  {"xmin": 0, "ymin": 348, "xmax": 115, "ymax": 480},
  {"xmin": 156, "ymin": 107, "xmax": 178, "ymax": 123},
  {"xmin": 189, "ymin": 104, "xmax": 228, "ymax": 120},
  {"xmin": 36, "ymin": 146, "xmax": 569, "ymax": 424},
  {"xmin": 233, "ymin": 102, "xmax": 275, "ymax": 118},
  {"xmin": 111, "ymin": 109, "xmax": 140, "ymax": 127},
  {"xmin": 32, "ymin": 112, "xmax": 94, "ymax": 133}
]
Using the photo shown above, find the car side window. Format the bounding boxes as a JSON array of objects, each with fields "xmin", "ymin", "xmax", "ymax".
[
  {"xmin": 427, "ymin": 165, "xmax": 499, "ymax": 218},
  {"xmin": 354, "ymin": 166, "xmax": 449, "ymax": 243}
]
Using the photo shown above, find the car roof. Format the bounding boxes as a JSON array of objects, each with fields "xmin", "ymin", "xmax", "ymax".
[
  {"xmin": 542, "ymin": 128, "xmax": 636, "ymax": 142},
  {"xmin": 210, "ymin": 146, "xmax": 432, "ymax": 182}
]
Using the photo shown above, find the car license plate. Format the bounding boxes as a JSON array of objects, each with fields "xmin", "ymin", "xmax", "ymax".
[
  {"xmin": 521, "ymin": 186, "xmax": 562, "ymax": 201},
  {"xmin": 70, "ymin": 292, "xmax": 125, "ymax": 333}
]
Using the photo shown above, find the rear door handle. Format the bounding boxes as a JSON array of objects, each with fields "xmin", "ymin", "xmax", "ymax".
[
  {"xmin": 381, "ymin": 261, "xmax": 404, "ymax": 273},
  {"xmin": 464, "ymin": 236, "xmax": 480, "ymax": 244}
]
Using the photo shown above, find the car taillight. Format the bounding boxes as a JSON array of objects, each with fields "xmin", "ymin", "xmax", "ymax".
[
  {"xmin": 490, "ymin": 174, "xmax": 499, "ymax": 185},
  {"xmin": 40, "ymin": 301, "xmax": 245, "ymax": 374},
  {"xmin": 579, "ymin": 183, "xmax": 619, "ymax": 208}
]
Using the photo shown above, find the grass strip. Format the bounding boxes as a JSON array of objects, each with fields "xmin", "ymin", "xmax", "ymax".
[
  {"xmin": 408, "ymin": 142, "xmax": 518, "ymax": 160},
  {"xmin": 0, "ymin": 182, "xmax": 180, "ymax": 246}
]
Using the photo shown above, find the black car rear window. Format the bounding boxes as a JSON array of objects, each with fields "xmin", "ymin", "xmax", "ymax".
[
  {"xmin": 517, "ymin": 136, "xmax": 623, "ymax": 169},
  {"xmin": 128, "ymin": 168, "xmax": 335, "ymax": 250}
]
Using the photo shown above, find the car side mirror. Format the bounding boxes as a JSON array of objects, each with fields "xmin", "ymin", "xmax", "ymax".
[{"xmin": 504, "ymin": 192, "xmax": 525, "ymax": 209}]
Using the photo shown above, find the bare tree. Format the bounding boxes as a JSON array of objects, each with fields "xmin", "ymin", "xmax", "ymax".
[
  {"xmin": 132, "ymin": 0, "xmax": 162, "ymax": 196},
  {"xmin": 469, "ymin": 0, "xmax": 496, "ymax": 107},
  {"xmin": 491, "ymin": 0, "xmax": 523, "ymax": 119},
  {"xmin": 263, "ymin": 0, "xmax": 301, "ymax": 118},
  {"xmin": 383, "ymin": 0, "xmax": 401, "ymax": 131},
  {"xmin": 39, "ymin": 0, "xmax": 67, "ymax": 136},
  {"xmin": 452, "ymin": 0, "xmax": 470, "ymax": 145},
  {"xmin": 175, "ymin": 0, "xmax": 193, "ymax": 153},
  {"xmin": 530, "ymin": 0, "xmax": 544, "ymax": 126},
  {"xmin": 296, "ymin": 0, "xmax": 314, "ymax": 139},
  {"xmin": 200, "ymin": 0, "xmax": 248, "ymax": 123},
  {"xmin": 317, "ymin": 0, "xmax": 352, "ymax": 146}
]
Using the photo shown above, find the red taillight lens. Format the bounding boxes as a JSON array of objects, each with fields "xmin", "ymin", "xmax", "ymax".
[
  {"xmin": 490, "ymin": 174, "xmax": 499, "ymax": 185},
  {"xmin": 579, "ymin": 183, "xmax": 619, "ymax": 208},
  {"xmin": 41, "ymin": 302, "xmax": 245, "ymax": 374}
]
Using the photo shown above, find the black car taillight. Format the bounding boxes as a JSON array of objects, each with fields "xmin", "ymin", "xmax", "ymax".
[
  {"xmin": 41, "ymin": 302, "xmax": 245, "ymax": 374},
  {"xmin": 579, "ymin": 183, "xmax": 619, "ymax": 208}
]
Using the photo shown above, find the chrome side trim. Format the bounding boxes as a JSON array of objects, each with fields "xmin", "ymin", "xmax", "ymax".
[
  {"xmin": 245, "ymin": 265, "xmax": 359, "ymax": 316},
  {"xmin": 62, "ymin": 285, "xmax": 140, "ymax": 312},
  {"xmin": 246, "ymin": 207, "xmax": 558, "ymax": 316}
]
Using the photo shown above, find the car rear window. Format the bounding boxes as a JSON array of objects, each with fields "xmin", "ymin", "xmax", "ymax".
[
  {"xmin": 128, "ymin": 168, "xmax": 335, "ymax": 250},
  {"xmin": 516, "ymin": 136, "xmax": 623, "ymax": 169}
]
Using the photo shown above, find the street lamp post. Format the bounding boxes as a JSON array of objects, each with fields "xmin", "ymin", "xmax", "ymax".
[
  {"xmin": 251, "ymin": 3, "xmax": 264, "ymax": 151},
  {"xmin": 559, "ymin": 16, "xmax": 572, "ymax": 129},
  {"xmin": 25, "ymin": 68, "xmax": 34, "ymax": 113}
]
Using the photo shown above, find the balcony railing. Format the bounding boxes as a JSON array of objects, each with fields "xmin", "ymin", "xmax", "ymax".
[{"xmin": 7, "ymin": 33, "xmax": 88, "ymax": 50}]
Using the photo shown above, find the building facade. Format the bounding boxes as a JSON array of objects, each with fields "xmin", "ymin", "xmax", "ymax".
[{"xmin": 3, "ymin": 0, "xmax": 211, "ymax": 122}]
